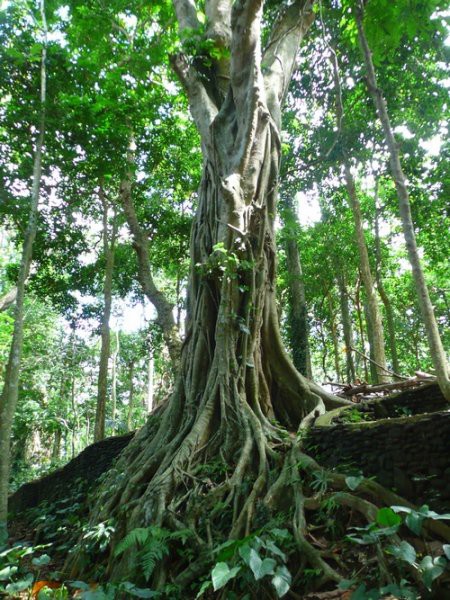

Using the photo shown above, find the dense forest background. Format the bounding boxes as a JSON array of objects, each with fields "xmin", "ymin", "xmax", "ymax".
[{"xmin": 0, "ymin": 0, "xmax": 449, "ymax": 598}]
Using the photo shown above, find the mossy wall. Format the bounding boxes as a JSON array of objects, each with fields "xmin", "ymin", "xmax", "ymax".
[{"xmin": 307, "ymin": 385, "xmax": 450, "ymax": 510}]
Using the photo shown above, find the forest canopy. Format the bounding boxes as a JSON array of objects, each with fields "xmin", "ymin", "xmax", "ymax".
[{"xmin": 0, "ymin": 0, "xmax": 449, "ymax": 598}]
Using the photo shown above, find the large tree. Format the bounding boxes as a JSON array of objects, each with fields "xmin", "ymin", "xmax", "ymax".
[
  {"xmin": 65, "ymin": 0, "xmax": 449, "ymax": 596},
  {"xmin": 68, "ymin": 0, "xmax": 354, "ymax": 583}
]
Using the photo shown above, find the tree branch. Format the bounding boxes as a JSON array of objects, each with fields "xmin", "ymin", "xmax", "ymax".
[
  {"xmin": 173, "ymin": 0, "xmax": 200, "ymax": 35},
  {"xmin": 170, "ymin": 54, "xmax": 218, "ymax": 150},
  {"xmin": 0, "ymin": 287, "xmax": 17, "ymax": 312},
  {"xmin": 206, "ymin": 0, "xmax": 231, "ymax": 46},
  {"xmin": 262, "ymin": 0, "xmax": 315, "ymax": 125}
]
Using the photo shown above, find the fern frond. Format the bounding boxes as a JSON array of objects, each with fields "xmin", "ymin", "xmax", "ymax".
[
  {"xmin": 114, "ymin": 527, "xmax": 150, "ymax": 557},
  {"xmin": 140, "ymin": 539, "xmax": 170, "ymax": 581}
]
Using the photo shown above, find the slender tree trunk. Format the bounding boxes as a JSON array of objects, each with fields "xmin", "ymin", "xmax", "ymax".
[
  {"xmin": 126, "ymin": 361, "xmax": 135, "ymax": 432},
  {"xmin": 70, "ymin": 345, "xmax": 78, "ymax": 457},
  {"xmin": 111, "ymin": 329, "xmax": 119, "ymax": 430},
  {"xmin": 328, "ymin": 42, "xmax": 388, "ymax": 383},
  {"xmin": 94, "ymin": 196, "xmax": 118, "ymax": 442},
  {"xmin": 145, "ymin": 353, "xmax": 154, "ymax": 413},
  {"xmin": 0, "ymin": 287, "xmax": 17, "ymax": 313},
  {"xmin": 354, "ymin": 277, "xmax": 369, "ymax": 381},
  {"xmin": 355, "ymin": 1, "xmax": 450, "ymax": 400},
  {"xmin": 337, "ymin": 273, "xmax": 356, "ymax": 383},
  {"xmin": 363, "ymin": 297, "xmax": 378, "ymax": 383},
  {"xmin": 0, "ymin": 3, "xmax": 47, "ymax": 546},
  {"xmin": 374, "ymin": 191, "xmax": 400, "ymax": 377},
  {"xmin": 327, "ymin": 292, "xmax": 341, "ymax": 382},
  {"xmin": 283, "ymin": 199, "xmax": 312, "ymax": 378},
  {"xmin": 52, "ymin": 429, "xmax": 61, "ymax": 462},
  {"xmin": 118, "ymin": 139, "xmax": 181, "ymax": 367}
]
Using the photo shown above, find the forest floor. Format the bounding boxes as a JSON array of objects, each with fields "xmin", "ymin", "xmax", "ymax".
[{"xmin": 3, "ymin": 381, "xmax": 450, "ymax": 599}]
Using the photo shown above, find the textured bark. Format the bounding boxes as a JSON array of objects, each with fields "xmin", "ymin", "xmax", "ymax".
[
  {"xmin": 67, "ymin": 1, "xmax": 357, "ymax": 585},
  {"xmin": 337, "ymin": 273, "xmax": 356, "ymax": 383},
  {"xmin": 374, "ymin": 193, "xmax": 400, "ymax": 377},
  {"xmin": 0, "ymin": 287, "xmax": 17, "ymax": 312},
  {"xmin": 283, "ymin": 200, "xmax": 312, "ymax": 378},
  {"xmin": 328, "ymin": 44, "xmax": 388, "ymax": 384},
  {"xmin": 94, "ymin": 196, "xmax": 117, "ymax": 443},
  {"xmin": 355, "ymin": 1, "xmax": 450, "ymax": 400},
  {"xmin": 111, "ymin": 330, "xmax": 119, "ymax": 427},
  {"xmin": 118, "ymin": 148, "xmax": 181, "ymax": 368},
  {"xmin": 327, "ymin": 292, "xmax": 341, "ymax": 382},
  {"xmin": 355, "ymin": 277, "xmax": 369, "ymax": 381},
  {"xmin": 145, "ymin": 353, "xmax": 154, "ymax": 413},
  {"xmin": 0, "ymin": 3, "xmax": 46, "ymax": 546},
  {"xmin": 126, "ymin": 361, "xmax": 136, "ymax": 432}
]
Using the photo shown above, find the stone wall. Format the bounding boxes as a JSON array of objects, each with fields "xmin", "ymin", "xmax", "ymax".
[
  {"xmin": 9, "ymin": 432, "xmax": 134, "ymax": 514},
  {"xmin": 307, "ymin": 384, "xmax": 450, "ymax": 510}
]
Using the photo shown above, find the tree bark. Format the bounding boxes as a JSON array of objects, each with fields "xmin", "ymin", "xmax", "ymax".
[
  {"xmin": 111, "ymin": 329, "xmax": 119, "ymax": 429},
  {"xmin": 145, "ymin": 353, "xmax": 154, "ymax": 413},
  {"xmin": 374, "ymin": 189, "xmax": 400, "ymax": 377},
  {"xmin": 126, "ymin": 361, "xmax": 135, "ymax": 432},
  {"xmin": 118, "ymin": 140, "xmax": 181, "ymax": 368},
  {"xmin": 94, "ymin": 195, "xmax": 118, "ymax": 442},
  {"xmin": 0, "ymin": 287, "xmax": 17, "ymax": 312},
  {"xmin": 67, "ymin": 1, "xmax": 355, "ymax": 584},
  {"xmin": 337, "ymin": 273, "xmax": 356, "ymax": 383},
  {"xmin": 328, "ymin": 43, "xmax": 388, "ymax": 384},
  {"xmin": 327, "ymin": 292, "xmax": 341, "ymax": 382},
  {"xmin": 354, "ymin": 276, "xmax": 369, "ymax": 381},
  {"xmin": 283, "ymin": 199, "xmax": 312, "ymax": 378},
  {"xmin": 0, "ymin": 1, "xmax": 46, "ymax": 546},
  {"xmin": 354, "ymin": 1, "xmax": 450, "ymax": 400}
]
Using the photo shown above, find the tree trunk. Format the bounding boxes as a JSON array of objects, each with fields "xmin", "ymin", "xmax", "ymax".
[
  {"xmin": 328, "ymin": 42, "xmax": 388, "ymax": 384},
  {"xmin": 355, "ymin": 1, "xmax": 450, "ymax": 400},
  {"xmin": 283, "ymin": 199, "xmax": 312, "ymax": 378},
  {"xmin": 94, "ymin": 196, "xmax": 118, "ymax": 442},
  {"xmin": 337, "ymin": 273, "xmax": 356, "ymax": 383},
  {"xmin": 0, "ymin": 2, "xmax": 46, "ymax": 546},
  {"xmin": 145, "ymin": 353, "xmax": 154, "ymax": 413},
  {"xmin": 363, "ymin": 297, "xmax": 379, "ymax": 383},
  {"xmin": 374, "ymin": 190, "xmax": 400, "ymax": 377},
  {"xmin": 111, "ymin": 329, "xmax": 119, "ymax": 430},
  {"xmin": 327, "ymin": 292, "xmax": 341, "ymax": 382},
  {"xmin": 0, "ymin": 287, "xmax": 17, "ymax": 313},
  {"xmin": 355, "ymin": 277, "xmax": 369, "ymax": 381},
  {"xmin": 52, "ymin": 429, "xmax": 61, "ymax": 462},
  {"xmin": 118, "ymin": 140, "xmax": 181, "ymax": 368},
  {"xmin": 126, "ymin": 361, "xmax": 135, "ymax": 432},
  {"xmin": 67, "ymin": 1, "xmax": 354, "ymax": 585}
]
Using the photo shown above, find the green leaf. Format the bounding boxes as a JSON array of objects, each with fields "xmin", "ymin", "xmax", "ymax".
[
  {"xmin": 120, "ymin": 582, "xmax": 157, "ymax": 598},
  {"xmin": 5, "ymin": 574, "xmax": 34, "ymax": 593},
  {"xmin": 32, "ymin": 554, "xmax": 51, "ymax": 567},
  {"xmin": 246, "ymin": 548, "xmax": 276, "ymax": 580},
  {"xmin": 443, "ymin": 544, "xmax": 450, "ymax": 560},
  {"xmin": 211, "ymin": 562, "xmax": 241, "ymax": 591},
  {"xmin": 387, "ymin": 541, "xmax": 416, "ymax": 565},
  {"xmin": 405, "ymin": 513, "xmax": 423, "ymax": 535},
  {"xmin": 271, "ymin": 565, "xmax": 291, "ymax": 598},
  {"xmin": 419, "ymin": 555, "xmax": 446, "ymax": 590},
  {"xmin": 345, "ymin": 475, "xmax": 364, "ymax": 491},
  {"xmin": 69, "ymin": 581, "xmax": 91, "ymax": 590},
  {"xmin": 376, "ymin": 507, "xmax": 401, "ymax": 528},
  {"xmin": 0, "ymin": 565, "xmax": 18, "ymax": 580}
]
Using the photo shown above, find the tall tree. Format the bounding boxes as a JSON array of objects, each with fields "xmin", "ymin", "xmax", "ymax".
[
  {"xmin": 0, "ymin": 0, "xmax": 47, "ymax": 546},
  {"xmin": 281, "ymin": 197, "xmax": 312, "ymax": 378},
  {"xmin": 354, "ymin": 0, "xmax": 450, "ymax": 400},
  {"xmin": 94, "ymin": 191, "xmax": 118, "ymax": 442},
  {"xmin": 328, "ymin": 45, "xmax": 388, "ymax": 383},
  {"xmin": 68, "ymin": 0, "xmax": 352, "ymax": 586}
]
